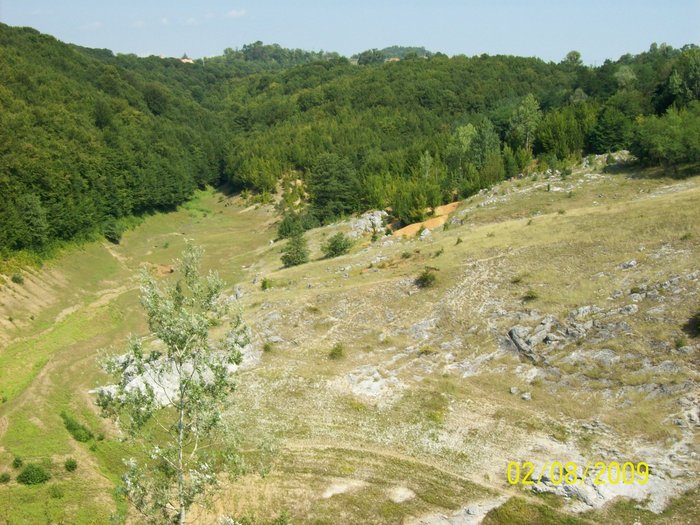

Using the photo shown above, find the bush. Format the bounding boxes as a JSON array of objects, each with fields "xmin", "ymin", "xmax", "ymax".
[
  {"xmin": 277, "ymin": 213, "xmax": 304, "ymax": 239},
  {"xmin": 262, "ymin": 342, "xmax": 274, "ymax": 353},
  {"xmin": 329, "ymin": 343, "xmax": 345, "ymax": 360},
  {"xmin": 60, "ymin": 412, "xmax": 94, "ymax": 443},
  {"xmin": 280, "ymin": 233, "xmax": 309, "ymax": 267},
  {"xmin": 415, "ymin": 268, "xmax": 437, "ymax": 288},
  {"xmin": 16, "ymin": 464, "xmax": 51, "ymax": 485},
  {"xmin": 261, "ymin": 277, "xmax": 273, "ymax": 290},
  {"xmin": 321, "ymin": 232, "xmax": 353, "ymax": 259},
  {"xmin": 12, "ymin": 456, "xmax": 23, "ymax": 469},
  {"xmin": 103, "ymin": 217, "xmax": 125, "ymax": 244},
  {"xmin": 0, "ymin": 472, "xmax": 10, "ymax": 484},
  {"xmin": 11, "ymin": 273, "xmax": 24, "ymax": 285},
  {"xmin": 64, "ymin": 458, "xmax": 78, "ymax": 472},
  {"xmin": 523, "ymin": 289, "xmax": 539, "ymax": 302},
  {"xmin": 455, "ymin": 237, "xmax": 463, "ymax": 245}
]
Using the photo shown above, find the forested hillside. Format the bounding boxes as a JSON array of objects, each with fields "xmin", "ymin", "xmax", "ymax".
[
  {"xmin": 0, "ymin": 22, "xmax": 698, "ymax": 256},
  {"xmin": 0, "ymin": 24, "xmax": 226, "ymax": 253},
  {"xmin": 222, "ymin": 45, "xmax": 700, "ymax": 226}
]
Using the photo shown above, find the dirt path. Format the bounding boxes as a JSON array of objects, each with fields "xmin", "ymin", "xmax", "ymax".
[{"xmin": 393, "ymin": 202, "xmax": 460, "ymax": 237}]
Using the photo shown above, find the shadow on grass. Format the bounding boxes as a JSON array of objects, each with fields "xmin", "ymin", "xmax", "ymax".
[
  {"xmin": 682, "ymin": 311, "xmax": 700, "ymax": 338},
  {"xmin": 612, "ymin": 161, "xmax": 700, "ymax": 180}
]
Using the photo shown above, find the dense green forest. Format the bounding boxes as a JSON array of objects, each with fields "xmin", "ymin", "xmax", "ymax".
[{"xmin": 0, "ymin": 22, "xmax": 698, "ymax": 255}]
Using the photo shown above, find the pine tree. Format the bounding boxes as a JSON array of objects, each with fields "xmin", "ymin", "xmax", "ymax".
[{"xmin": 281, "ymin": 232, "xmax": 309, "ymax": 267}]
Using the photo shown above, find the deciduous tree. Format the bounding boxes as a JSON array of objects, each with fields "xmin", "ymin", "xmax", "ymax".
[{"xmin": 97, "ymin": 244, "xmax": 250, "ymax": 525}]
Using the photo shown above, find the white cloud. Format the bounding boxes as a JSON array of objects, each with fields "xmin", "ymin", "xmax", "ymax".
[
  {"xmin": 161, "ymin": 17, "xmax": 170, "ymax": 26},
  {"xmin": 225, "ymin": 9, "xmax": 247, "ymax": 19},
  {"xmin": 132, "ymin": 19, "xmax": 145, "ymax": 28}
]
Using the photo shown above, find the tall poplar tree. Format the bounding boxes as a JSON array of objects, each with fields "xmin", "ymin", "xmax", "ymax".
[{"xmin": 97, "ymin": 244, "xmax": 250, "ymax": 524}]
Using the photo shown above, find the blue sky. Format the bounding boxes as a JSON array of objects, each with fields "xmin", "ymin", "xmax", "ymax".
[{"xmin": 0, "ymin": 1, "xmax": 698, "ymax": 64}]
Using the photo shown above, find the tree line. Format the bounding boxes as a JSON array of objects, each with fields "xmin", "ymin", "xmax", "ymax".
[{"xmin": 1, "ymin": 22, "xmax": 698, "ymax": 256}]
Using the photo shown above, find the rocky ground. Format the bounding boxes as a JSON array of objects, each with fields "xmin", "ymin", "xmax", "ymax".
[{"xmin": 218, "ymin": 159, "xmax": 699, "ymax": 522}]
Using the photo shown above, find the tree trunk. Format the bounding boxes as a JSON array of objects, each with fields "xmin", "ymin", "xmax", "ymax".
[{"xmin": 178, "ymin": 389, "xmax": 186, "ymax": 525}]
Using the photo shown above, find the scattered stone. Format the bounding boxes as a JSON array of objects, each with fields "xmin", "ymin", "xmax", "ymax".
[
  {"xmin": 570, "ymin": 305, "xmax": 602, "ymax": 319},
  {"xmin": 349, "ymin": 210, "xmax": 388, "ymax": 239},
  {"xmin": 509, "ymin": 386, "xmax": 519, "ymax": 395},
  {"xmin": 589, "ymin": 349, "xmax": 619, "ymax": 367},
  {"xmin": 410, "ymin": 318, "xmax": 437, "ymax": 341},
  {"xmin": 521, "ymin": 392, "xmax": 532, "ymax": 401},
  {"xmin": 528, "ymin": 315, "xmax": 557, "ymax": 346},
  {"xmin": 619, "ymin": 260, "xmax": 637, "ymax": 270},
  {"xmin": 419, "ymin": 228, "xmax": 432, "ymax": 240},
  {"xmin": 618, "ymin": 304, "xmax": 639, "ymax": 315},
  {"xmin": 508, "ymin": 326, "xmax": 541, "ymax": 364},
  {"xmin": 264, "ymin": 311, "xmax": 282, "ymax": 323}
]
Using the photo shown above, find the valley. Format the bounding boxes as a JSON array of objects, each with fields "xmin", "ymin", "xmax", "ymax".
[{"xmin": 1, "ymin": 159, "xmax": 698, "ymax": 524}]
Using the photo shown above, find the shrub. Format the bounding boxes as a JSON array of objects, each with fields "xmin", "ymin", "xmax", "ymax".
[
  {"xmin": 277, "ymin": 213, "xmax": 304, "ymax": 239},
  {"xmin": 434, "ymin": 248, "xmax": 444, "ymax": 257},
  {"xmin": 64, "ymin": 458, "xmax": 78, "ymax": 472},
  {"xmin": 0, "ymin": 472, "xmax": 10, "ymax": 484},
  {"xmin": 12, "ymin": 456, "xmax": 23, "ymax": 469},
  {"xmin": 415, "ymin": 268, "xmax": 437, "ymax": 288},
  {"xmin": 16, "ymin": 464, "xmax": 51, "ymax": 485},
  {"xmin": 455, "ymin": 237, "xmax": 463, "ymax": 245},
  {"xmin": 103, "ymin": 217, "xmax": 125, "ymax": 244},
  {"xmin": 321, "ymin": 232, "xmax": 353, "ymax": 259},
  {"xmin": 261, "ymin": 277, "xmax": 273, "ymax": 291},
  {"xmin": 11, "ymin": 273, "xmax": 24, "ymax": 285},
  {"xmin": 262, "ymin": 342, "xmax": 274, "ymax": 353},
  {"xmin": 329, "ymin": 343, "xmax": 345, "ymax": 360},
  {"xmin": 280, "ymin": 233, "xmax": 309, "ymax": 267},
  {"xmin": 60, "ymin": 412, "xmax": 94, "ymax": 443},
  {"xmin": 523, "ymin": 289, "xmax": 539, "ymax": 302}
]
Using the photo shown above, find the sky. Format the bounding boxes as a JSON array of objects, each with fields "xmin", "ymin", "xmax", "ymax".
[{"xmin": 0, "ymin": 0, "xmax": 698, "ymax": 64}]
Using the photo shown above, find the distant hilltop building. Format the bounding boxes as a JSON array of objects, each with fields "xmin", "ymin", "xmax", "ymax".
[
  {"xmin": 384, "ymin": 57, "xmax": 400, "ymax": 63},
  {"xmin": 180, "ymin": 54, "xmax": 194, "ymax": 64}
]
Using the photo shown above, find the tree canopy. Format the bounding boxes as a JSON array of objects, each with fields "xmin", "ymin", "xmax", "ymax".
[{"xmin": 0, "ymin": 22, "xmax": 698, "ymax": 257}]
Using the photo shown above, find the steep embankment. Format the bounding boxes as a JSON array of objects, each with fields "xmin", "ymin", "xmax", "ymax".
[{"xmin": 1, "ymin": 161, "xmax": 699, "ymax": 524}]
